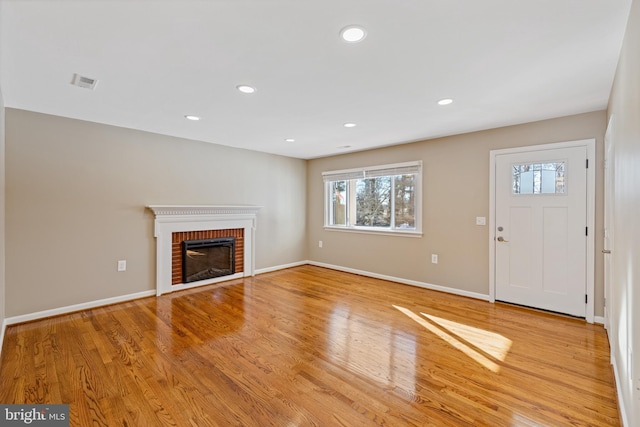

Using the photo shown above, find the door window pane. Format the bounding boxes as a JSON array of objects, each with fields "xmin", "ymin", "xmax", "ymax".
[{"xmin": 512, "ymin": 162, "xmax": 565, "ymax": 194}]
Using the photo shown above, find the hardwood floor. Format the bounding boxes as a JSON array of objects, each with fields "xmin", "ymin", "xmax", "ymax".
[{"xmin": 0, "ymin": 265, "xmax": 619, "ymax": 426}]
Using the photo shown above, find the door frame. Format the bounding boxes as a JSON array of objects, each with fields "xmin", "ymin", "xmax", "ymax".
[
  {"xmin": 489, "ymin": 139, "xmax": 596, "ymax": 323},
  {"xmin": 603, "ymin": 116, "xmax": 615, "ymax": 334}
]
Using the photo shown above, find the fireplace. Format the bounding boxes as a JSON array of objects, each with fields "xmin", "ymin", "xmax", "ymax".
[
  {"xmin": 148, "ymin": 205, "xmax": 260, "ymax": 295},
  {"xmin": 182, "ymin": 238, "xmax": 235, "ymax": 283},
  {"xmin": 171, "ymin": 229, "xmax": 243, "ymax": 285}
]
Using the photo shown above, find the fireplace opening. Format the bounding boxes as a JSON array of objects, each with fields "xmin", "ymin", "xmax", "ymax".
[{"xmin": 182, "ymin": 238, "xmax": 235, "ymax": 283}]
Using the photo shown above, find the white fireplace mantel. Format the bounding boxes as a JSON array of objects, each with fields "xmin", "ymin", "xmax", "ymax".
[{"xmin": 148, "ymin": 205, "xmax": 261, "ymax": 295}]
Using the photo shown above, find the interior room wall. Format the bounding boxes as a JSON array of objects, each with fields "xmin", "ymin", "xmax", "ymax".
[
  {"xmin": 5, "ymin": 109, "xmax": 308, "ymax": 317},
  {"xmin": 0, "ymin": 88, "xmax": 6, "ymax": 355},
  {"xmin": 606, "ymin": 0, "xmax": 639, "ymax": 424},
  {"xmin": 0, "ymin": 1, "xmax": 5, "ymax": 357},
  {"xmin": 307, "ymin": 111, "xmax": 607, "ymax": 313}
]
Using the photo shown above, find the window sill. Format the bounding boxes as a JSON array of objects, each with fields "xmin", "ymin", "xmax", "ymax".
[{"xmin": 323, "ymin": 226, "xmax": 423, "ymax": 238}]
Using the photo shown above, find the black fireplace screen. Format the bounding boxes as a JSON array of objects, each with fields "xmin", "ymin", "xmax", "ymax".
[{"xmin": 182, "ymin": 238, "xmax": 235, "ymax": 283}]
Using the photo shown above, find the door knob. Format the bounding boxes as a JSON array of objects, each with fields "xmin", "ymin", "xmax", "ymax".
[
  {"xmin": 602, "ymin": 249, "xmax": 611, "ymax": 254},
  {"xmin": 497, "ymin": 236, "xmax": 509, "ymax": 242}
]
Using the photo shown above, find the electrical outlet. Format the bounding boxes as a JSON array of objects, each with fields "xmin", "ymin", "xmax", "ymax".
[
  {"xmin": 431, "ymin": 254, "xmax": 438, "ymax": 264},
  {"xmin": 117, "ymin": 260, "xmax": 127, "ymax": 272},
  {"xmin": 318, "ymin": 240, "xmax": 323, "ymax": 248}
]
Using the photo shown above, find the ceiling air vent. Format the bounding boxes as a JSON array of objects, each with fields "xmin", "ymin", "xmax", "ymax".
[{"xmin": 71, "ymin": 73, "xmax": 98, "ymax": 90}]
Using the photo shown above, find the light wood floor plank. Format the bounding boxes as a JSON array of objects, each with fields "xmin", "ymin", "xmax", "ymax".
[{"xmin": 0, "ymin": 265, "xmax": 619, "ymax": 426}]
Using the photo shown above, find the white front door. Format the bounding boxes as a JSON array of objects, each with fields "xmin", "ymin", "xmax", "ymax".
[{"xmin": 494, "ymin": 145, "xmax": 588, "ymax": 317}]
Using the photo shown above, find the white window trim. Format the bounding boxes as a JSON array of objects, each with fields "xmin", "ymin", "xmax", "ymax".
[
  {"xmin": 323, "ymin": 161, "xmax": 422, "ymax": 236},
  {"xmin": 323, "ymin": 225, "xmax": 423, "ymax": 237}
]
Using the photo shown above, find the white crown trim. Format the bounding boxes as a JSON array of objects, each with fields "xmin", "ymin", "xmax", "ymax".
[{"xmin": 148, "ymin": 205, "xmax": 261, "ymax": 217}]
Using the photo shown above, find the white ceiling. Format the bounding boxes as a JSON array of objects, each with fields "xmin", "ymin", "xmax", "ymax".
[{"xmin": 0, "ymin": 0, "xmax": 632, "ymax": 159}]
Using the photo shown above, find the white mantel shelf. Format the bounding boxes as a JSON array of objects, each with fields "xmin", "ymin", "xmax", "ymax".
[
  {"xmin": 148, "ymin": 205, "xmax": 262, "ymax": 217},
  {"xmin": 148, "ymin": 205, "xmax": 261, "ymax": 296}
]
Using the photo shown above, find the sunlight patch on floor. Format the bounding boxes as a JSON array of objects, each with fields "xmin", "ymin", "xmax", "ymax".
[
  {"xmin": 393, "ymin": 305, "xmax": 512, "ymax": 373},
  {"xmin": 421, "ymin": 313, "xmax": 512, "ymax": 362}
]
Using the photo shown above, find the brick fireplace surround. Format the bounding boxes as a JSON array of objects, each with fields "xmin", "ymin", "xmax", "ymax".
[
  {"xmin": 171, "ymin": 229, "xmax": 244, "ymax": 285},
  {"xmin": 148, "ymin": 205, "xmax": 260, "ymax": 295}
]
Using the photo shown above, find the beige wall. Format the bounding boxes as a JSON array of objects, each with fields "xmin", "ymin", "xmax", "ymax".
[
  {"xmin": 5, "ymin": 109, "xmax": 307, "ymax": 317},
  {"xmin": 607, "ymin": 0, "xmax": 640, "ymax": 424},
  {"xmin": 308, "ymin": 111, "xmax": 606, "ymax": 313},
  {"xmin": 0, "ymin": 89, "xmax": 5, "ymax": 337}
]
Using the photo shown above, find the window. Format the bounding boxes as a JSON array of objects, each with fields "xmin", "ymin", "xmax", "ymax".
[
  {"xmin": 512, "ymin": 161, "xmax": 565, "ymax": 194},
  {"xmin": 323, "ymin": 161, "xmax": 422, "ymax": 234}
]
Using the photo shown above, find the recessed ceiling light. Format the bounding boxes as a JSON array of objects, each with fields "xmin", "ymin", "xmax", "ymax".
[
  {"xmin": 236, "ymin": 85, "xmax": 256, "ymax": 94},
  {"xmin": 285, "ymin": 138, "xmax": 295, "ymax": 143},
  {"xmin": 340, "ymin": 26, "xmax": 367, "ymax": 43},
  {"xmin": 343, "ymin": 123, "xmax": 357, "ymax": 128},
  {"xmin": 184, "ymin": 115, "xmax": 200, "ymax": 121},
  {"xmin": 438, "ymin": 98, "xmax": 454, "ymax": 106}
]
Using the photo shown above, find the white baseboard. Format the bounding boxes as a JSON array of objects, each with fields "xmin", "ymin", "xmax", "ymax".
[
  {"xmin": 307, "ymin": 261, "xmax": 491, "ymax": 301},
  {"xmin": 4, "ymin": 289, "xmax": 157, "ymax": 326},
  {"xmin": 2, "ymin": 262, "xmax": 307, "ymax": 327},
  {"xmin": 594, "ymin": 316, "xmax": 605, "ymax": 325},
  {"xmin": 611, "ymin": 353, "xmax": 630, "ymax": 427},
  {"xmin": 3, "ymin": 262, "xmax": 308, "ymax": 327},
  {"xmin": 255, "ymin": 260, "xmax": 308, "ymax": 275}
]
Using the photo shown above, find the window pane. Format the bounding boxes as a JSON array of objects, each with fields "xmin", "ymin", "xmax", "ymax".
[
  {"xmin": 394, "ymin": 175, "xmax": 416, "ymax": 229},
  {"xmin": 355, "ymin": 177, "xmax": 391, "ymax": 227},
  {"xmin": 329, "ymin": 181, "xmax": 346, "ymax": 226},
  {"xmin": 512, "ymin": 162, "xmax": 565, "ymax": 194}
]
